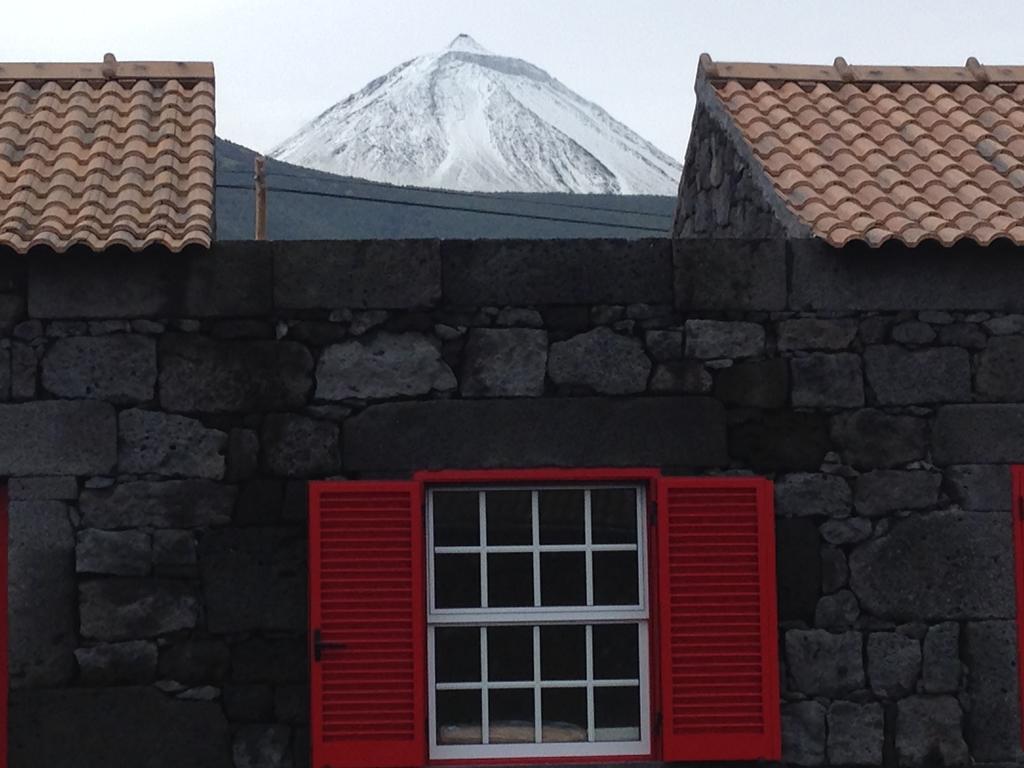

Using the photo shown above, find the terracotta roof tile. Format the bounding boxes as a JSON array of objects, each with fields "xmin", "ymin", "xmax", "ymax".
[
  {"xmin": 0, "ymin": 57, "xmax": 214, "ymax": 253},
  {"xmin": 699, "ymin": 56, "xmax": 1024, "ymax": 246}
]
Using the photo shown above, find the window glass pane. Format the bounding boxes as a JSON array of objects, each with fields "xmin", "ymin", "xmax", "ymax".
[
  {"xmin": 540, "ymin": 687, "xmax": 588, "ymax": 742},
  {"xmin": 538, "ymin": 489, "xmax": 585, "ymax": 544},
  {"xmin": 540, "ymin": 625, "xmax": 586, "ymax": 680},
  {"xmin": 486, "ymin": 491, "xmax": 533, "ymax": 546},
  {"xmin": 488, "ymin": 689, "xmax": 535, "ymax": 743},
  {"xmin": 433, "ymin": 491, "xmax": 480, "ymax": 546},
  {"xmin": 592, "ymin": 624, "xmax": 639, "ymax": 680},
  {"xmin": 593, "ymin": 551, "xmax": 639, "ymax": 606},
  {"xmin": 487, "ymin": 626, "xmax": 534, "ymax": 682},
  {"xmin": 436, "ymin": 627, "xmax": 481, "ymax": 683},
  {"xmin": 591, "ymin": 488, "xmax": 638, "ymax": 544},
  {"xmin": 435, "ymin": 553, "xmax": 480, "ymax": 609},
  {"xmin": 594, "ymin": 686, "xmax": 640, "ymax": 742},
  {"xmin": 540, "ymin": 551, "xmax": 586, "ymax": 606},
  {"xmin": 487, "ymin": 553, "xmax": 534, "ymax": 607},
  {"xmin": 437, "ymin": 689, "xmax": 483, "ymax": 745}
]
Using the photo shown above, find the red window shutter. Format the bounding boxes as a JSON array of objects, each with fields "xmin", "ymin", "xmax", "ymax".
[
  {"xmin": 309, "ymin": 481, "xmax": 426, "ymax": 768},
  {"xmin": 1013, "ymin": 467, "xmax": 1024, "ymax": 750},
  {"xmin": 656, "ymin": 477, "xmax": 780, "ymax": 761},
  {"xmin": 0, "ymin": 486, "xmax": 6, "ymax": 768}
]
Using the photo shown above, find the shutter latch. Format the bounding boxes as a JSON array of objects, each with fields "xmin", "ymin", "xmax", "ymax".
[{"xmin": 313, "ymin": 628, "xmax": 346, "ymax": 662}]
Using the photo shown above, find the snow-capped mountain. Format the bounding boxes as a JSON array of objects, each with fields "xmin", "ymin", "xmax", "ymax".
[{"xmin": 270, "ymin": 34, "xmax": 682, "ymax": 194}]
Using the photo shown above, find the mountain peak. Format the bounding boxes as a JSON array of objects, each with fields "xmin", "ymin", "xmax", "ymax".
[
  {"xmin": 270, "ymin": 38, "xmax": 682, "ymax": 194},
  {"xmin": 446, "ymin": 34, "xmax": 491, "ymax": 55}
]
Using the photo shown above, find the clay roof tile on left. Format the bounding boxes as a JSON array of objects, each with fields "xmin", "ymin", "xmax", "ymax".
[{"xmin": 0, "ymin": 57, "xmax": 215, "ymax": 253}]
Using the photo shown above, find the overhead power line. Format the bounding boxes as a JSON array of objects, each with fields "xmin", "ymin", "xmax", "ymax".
[
  {"xmin": 215, "ymin": 182, "xmax": 670, "ymax": 234},
  {"xmin": 216, "ymin": 168, "xmax": 675, "ymax": 221}
]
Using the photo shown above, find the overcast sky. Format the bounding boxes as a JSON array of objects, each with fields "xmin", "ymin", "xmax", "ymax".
[{"xmin": 5, "ymin": 0, "xmax": 1024, "ymax": 160}]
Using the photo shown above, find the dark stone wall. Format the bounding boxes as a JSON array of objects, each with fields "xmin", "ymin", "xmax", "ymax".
[
  {"xmin": 5, "ymin": 237, "xmax": 1024, "ymax": 768},
  {"xmin": 672, "ymin": 104, "xmax": 787, "ymax": 239}
]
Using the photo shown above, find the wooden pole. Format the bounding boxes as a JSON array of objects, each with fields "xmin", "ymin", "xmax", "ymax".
[{"xmin": 254, "ymin": 155, "xmax": 267, "ymax": 240}]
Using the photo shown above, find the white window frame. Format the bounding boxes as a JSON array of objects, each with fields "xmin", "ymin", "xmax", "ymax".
[{"xmin": 426, "ymin": 483, "xmax": 652, "ymax": 761}]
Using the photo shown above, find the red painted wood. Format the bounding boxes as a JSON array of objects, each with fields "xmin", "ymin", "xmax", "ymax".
[
  {"xmin": 0, "ymin": 486, "xmax": 6, "ymax": 768},
  {"xmin": 309, "ymin": 481, "xmax": 426, "ymax": 768},
  {"xmin": 1013, "ymin": 467, "xmax": 1024, "ymax": 750},
  {"xmin": 414, "ymin": 467, "xmax": 661, "ymax": 485},
  {"xmin": 656, "ymin": 476, "xmax": 781, "ymax": 762}
]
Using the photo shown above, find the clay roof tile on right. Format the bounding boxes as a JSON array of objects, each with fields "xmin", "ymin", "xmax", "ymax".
[{"xmin": 673, "ymin": 55, "xmax": 1024, "ymax": 246}]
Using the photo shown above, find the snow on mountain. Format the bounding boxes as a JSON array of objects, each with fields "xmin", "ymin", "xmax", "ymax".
[{"xmin": 269, "ymin": 34, "xmax": 682, "ymax": 194}]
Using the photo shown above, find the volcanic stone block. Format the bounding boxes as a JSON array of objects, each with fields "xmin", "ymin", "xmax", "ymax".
[
  {"xmin": 8, "ymin": 475, "xmax": 78, "ymax": 500},
  {"xmin": 74, "ymin": 640, "xmax": 158, "ymax": 685},
  {"xmin": 226, "ymin": 427, "xmax": 260, "ymax": 482},
  {"xmin": 891, "ymin": 321, "xmax": 937, "ymax": 344},
  {"xmin": 649, "ymin": 361, "xmax": 712, "ymax": 393},
  {"xmin": 943, "ymin": 464, "xmax": 1010, "ymax": 511},
  {"xmin": 939, "ymin": 322, "xmax": 987, "ymax": 349},
  {"xmin": 548, "ymin": 327, "xmax": 650, "ymax": 394},
  {"xmin": 827, "ymin": 701, "xmax": 883, "ymax": 766},
  {"xmin": 976, "ymin": 336, "xmax": 1024, "ymax": 400},
  {"xmin": 80, "ymin": 480, "xmax": 236, "ymax": 529},
  {"xmin": 777, "ymin": 318, "xmax": 858, "ymax": 351},
  {"xmin": 7, "ymin": 500, "xmax": 76, "ymax": 687},
  {"xmin": 775, "ymin": 473, "xmax": 852, "ymax": 518},
  {"xmin": 8, "ymin": 687, "xmax": 231, "ymax": 767},
  {"xmin": 644, "ymin": 330, "xmax": 683, "ymax": 362},
  {"xmin": 934, "ymin": 405, "xmax": 1024, "ymax": 464},
  {"xmin": 79, "ymin": 579, "xmax": 199, "ymax": 640},
  {"xmin": 232, "ymin": 637, "xmax": 307, "ymax": 684},
  {"xmin": 274, "ymin": 240, "xmax": 440, "ymax": 308},
  {"xmin": 713, "ymin": 358, "xmax": 788, "ymax": 407},
  {"xmin": 821, "ymin": 546, "xmax": 849, "ymax": 593},
  {"xmin": 684, "ymin": 319, "xmax": 764, "ymax": 359},
  {"xmin": 159, "ymin": 638, "xmax": 231, "ymax": 684},
  {"xmin": 41, "ymin": 335, "xmax": 156, "ymax": 403},
  {"xmin": 922, "ymin": 622, "xmax": 961, "ymax": 694},
  {"xmin": 233, "ymin": 724, "xmax": 291, "ymax": 768},
  {"xmin": 730, "ymin": 410, "xmax": 830, "ymax": 472},
  {"xmin": 853, "ymin": 470, "xmax": 941, "ymax": 517},
  {"xmin": 674, "ymin": 239, "xmax": 786, "ymax": 311},
  {"xmin": 782, "ymin": 701, "xmax": 826, "ymax": 766},
  {"xmin": 790, "ymin": 239, "xmax": 1024, "ymax": 311},
  {"xmin": 830, "ymin": 409, "xmax": 927, "ymax": 469},
  {"xmin": 344, "ymin": 397, "xmax": 726, "ymax": 472},
  {"xmin": 76, "ymin": 529, "xmax": 151, "ymax": 576},
  {"xmin": 895, "ymin": 696, "xmax": 969, "ymax": 768},
  {"xmin": 443, "ymin": 239, "xmax": 672, "ymax": 305},
  {"xmin": 315, "ymin": 333, "xmax": 455, "ymax": 400},
  {"xmin": 867, "ymin": 632, "xmax": 921, "ymax": 697},
  {"xmin": 0, "ymin": 400, "xmax": 115, "ymax": 475},
  {"xmin": 200, "ymin": 528, "xmax": 306, "ymax": 634},
  {"xmin": 261, "ymin": 414, "xmax": 341, "ymax": 477},
  {"xmin": 790, "ymin": 353, "xmax": 864, "ymax": 408},
  {"xmin": 10, "ymin": 342, "xmax": 35, "ymax": 399},
  {"xmin": 963, "ymin": 621, "xmax": 1024, "ymax": 761},
  {"xmin": 28, "ymin": 245, "xmax": 271, "ymax": 318},
  {"xmin": 815, "ymin": 590, "xmax": 860, "ymax": 630},
  {"xmin": 820, "ymin": 517, "xmax": 872, "ymax": 545},
  {"xmin": 864, "ymin": 346, "xmax": 970, "ymax": 404},
  {"xmin": 460, "ymin": 328, "xmax": 548, "ymax": 397},
  {"xmin": 223, "ymin": 685, "xmax": 274, "ymax": 722},
  {"xmin": 849, "ymin": 511, "xmax": 1014, "ymax": 620},
  {"xmin": 785, "ymin": 630, "xmax": 865, "ymax": 697},
  {"xmin": 160, "ymin": 335, "xmax": 313, "ymax": 412},
  {"xmin": 118, "ymin": 408, "xmax": 227, "ymax": 479},
  {"xmin": 153, "ymin": 530, "xmax": 198, "ymax": 570}
]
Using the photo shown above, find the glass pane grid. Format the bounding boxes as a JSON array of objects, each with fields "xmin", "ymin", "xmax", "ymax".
[
  {"xmin": 427, "ymin": 484, "xmax": 650, "ymax": 759},
  {"xmin": 429, "ymin": 486, "xmax": 644, "ymax": 615}
]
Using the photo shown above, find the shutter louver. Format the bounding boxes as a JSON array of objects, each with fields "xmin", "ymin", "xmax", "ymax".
[
  {"xmin": 309, "ymin": 481, "xmax": 426, "ymax": 768},
  {"xmin": 657, "ymin": 477, "xmax": 780, "ymax": 761},
  {"xmin": 1012, "ymin": 467, "xmax": 1024, "ymax": 750}
]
